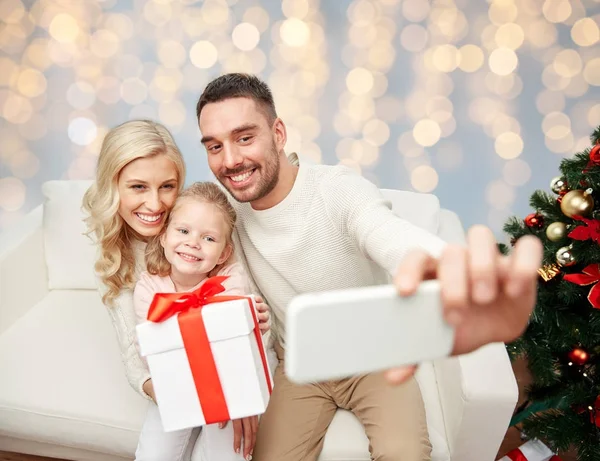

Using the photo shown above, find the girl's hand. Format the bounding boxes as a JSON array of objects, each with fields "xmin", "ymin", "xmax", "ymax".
[
  {"xmin": 142, "ymin": 378, "xmax": 156, "ymax": 403},
  {"xmin": 254, "ymin": 295, "xmax": 270, "ymax": 335}
]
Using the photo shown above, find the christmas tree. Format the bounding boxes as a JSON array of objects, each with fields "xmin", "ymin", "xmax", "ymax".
[{"xmin": 503, "ymin": 126, "xmax": 600, "ymax": 461}]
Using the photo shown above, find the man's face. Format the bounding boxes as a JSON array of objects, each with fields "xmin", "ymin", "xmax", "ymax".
[{"xmin": 199, "ymin": 97, "xmax": 282, "ymax": 204}]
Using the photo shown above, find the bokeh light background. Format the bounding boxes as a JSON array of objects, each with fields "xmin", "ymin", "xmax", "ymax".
[{"xmin": 0, "ymin": 0, "xmax": 599, "ymax": 240}]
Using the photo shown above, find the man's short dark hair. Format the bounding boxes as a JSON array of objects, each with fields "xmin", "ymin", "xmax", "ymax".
[{"xmin": 196, "ymin": 73, "xmax": 278, "ymax": 123}]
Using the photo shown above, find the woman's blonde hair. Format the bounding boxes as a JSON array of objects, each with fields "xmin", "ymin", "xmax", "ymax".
[
  {"xmin": 82, "ymin": 120, "xmax": 186, "ymax": 306},
  {"xmin": 145, "ymin": 182, "xmax": 237, "ymax": 278}
]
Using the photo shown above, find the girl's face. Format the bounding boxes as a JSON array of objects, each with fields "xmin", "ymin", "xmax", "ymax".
[
  {"xmin": 160, "ymin": 199, "xmax": 232, "ymax": 279},
  {"xmin": 117, "ymin": 155, "xmax": 179, "ymax": 238}
]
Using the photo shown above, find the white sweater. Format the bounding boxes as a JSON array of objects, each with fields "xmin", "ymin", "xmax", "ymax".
[{"xmin": 231, "ymin": 155, "xmax": 447, "ymax": 345}]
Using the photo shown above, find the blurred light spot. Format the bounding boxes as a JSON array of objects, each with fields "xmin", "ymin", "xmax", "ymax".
[
  {"xmin": 411, "ymin": 165, "xmax": 438, "ymax": 193},
  {"xmin": 190, "ymin": 41, "xmax": 218, "ymax": 68},
  {"xmin": 158, "ymin": 40, "xmax": 187, "ymax": 69},
  {"xmin": 17, "ymin": 68, "xmax": 46, "ymax": 98},
  {"xmin": 545, "ymin": 132, "xmax": 574, "ymax": 154},
  {"xmin": 201, "ymin": 1, "xmax": 229, "ymax": 25},
  {"xmin": 536, "ymin": 89, "xmax": 566, "ymax": 115},
  {"xmin": 573, "ymin": 136, "xmax": 592, "ymax": 153},
  {"xmin": 489, "ymin": 47, "xmax": 518, "ymax": 75},
  {"xmin": 346, "ymin": 68, "xmax": 374, "ymax": 96},
  {"xmin": 526, "ymin": 20, "xmax": 557, "ymax": 48},
  {"xmin": 588, "ymin": 104, "xmax": 600, "ymax": 127},
  {"xmin": 368, "ymin": 42, "xmax": 395, "ymax": 71},
  {"xmin": 280, "ymin": 18, "xmax": 310, "ymax": 47},
  {"xmin": 458, "ymin": 44, "xmax": 484, "ymax": 72},
  {"xmin": 24, "ymin": 39, "xmax": 52, "ymax": 70},
  {"xmin": 469, "ymin": 97, "xmax": 501, "ymax": 126},
  {"xmin": 571, "ymin": 18, "xmax": 599, "ymax": 47},
  {"xmin": 583, "ymin": 58, "xmax": 600, "ymax": 86},
  {"xmin": 121, "ymin": 78, "xmax": 148, "ymax": 105},
  {"xmin": 486, "ymin": 180, "xmax": 516, "ymax": 209},
  {"xmin": 543, "ymin": 112, "xmax": 571, "ymax": 140},
  {"xmin": 0, "ymin": 57, "xmax": 17, "ymax": 88},
  {"xmin": 68, "ymin": 117, "xmax": 97, "ymax": 146},
  {"xmin": 375, "ymin": 96, "xmax": 403, "ymax": 122},
  {"xmin": 503, "ymin": 159, "xmax": 532, "ymax": 186},
  {"xmin": 294, "ymin": 115, "xmax": 321, "ymax": 141},
  {"xmin": 183, "ymin": 64, "xmax": 210, "ymax": 93},
  {"xmin": 104, "ymin": 13, "xmax": 134, "ymax": 40},
  {"xmin": 232, "ymin": 23, "xmax": 260, "ymax": 51},
  {"xmin": 67, "ymin": 81, "xmax": 96, "ymax": 109},
  {"xmin": 18, "ymin": 113, "xmax": 47, "ymax": 140},
  {"xmin": 2, "ymin": 92, "xmax": 32, "ymax": 124},
  {"xmin": 542, "ymin": 65, "xmax": 570, "ymax": 90},
  {"xmin": 159, "ymin": 100, "xmax": 186, "ymax": 127},
  {"xmin": 495, "ymin": 23, "xmax": 524, "ymax": 49},
  {"xmin": 413, "ymin": 119, "xmax": 441, "ymax": 147},
  {"xmin": 432, "ymin": 45, "xmax": 459, "ymax": 72},
  {"xmin": 282, "ymin": 0, "xmax": 309, "ymax": 19},
  {"xmin": 9, "ymin": 149, "xmax": 40, "ymax": 179},
  {"xmin": 90, "ymin": 30, "xmax": 120, "ymax": 58},
  {"xmin": 0, "ymin": 0, "xmax": 26, "ymax": 24},
  {"xmin": 400, "ymin": 24, "xmax": 428, "ymax": 52},
  {"xmin": 243, "ymin": 6, "xmax": 270, "ymax": 33},
  {"xmin": 563, "ymin": 74, "xmax": 589, "ymax": 98},
  {"xmin": 348, "ymin": 1, "xmax": 376, "ymax": 25},
  {"xmin": 495, "ymin": 132, "xmax": 523, "ymax": 159},
  {"xmin": 302, "ymin": 141, "xmax": 323, "ymax": 164},
  {"xmin": 96, "ymin": 76, "xmax": 121, "ymax": 105},
  {"xmin": 488, "ymin": 2, "xmax": 518, "ymax": 25},
  {"xmin": 144, "ymin": 1, "xmax": 172, "ymax": 26},
  {"xmin": 129, "ymin": 104, "xmax": 157, "ymax": 120},
  {"xmin": 439, "ymin": 116, "xmax": 457, "ymax": 137},
  {"xmin": 553, "ymin": 49, "xmax": 582, "ymax": 77},
  {"xmin": 0, "ymin": 177, "xmax": 26, "ymax": 212},
  {"xmin": 543, "ymin": 0, "xmax": 572, "ymax": 23},
  {"xmin": 402, "ymin": 0, "xmax": 430, "ymax": 22},
  {"xmin": 363, "ymin": 119, "xmax": 390, "ymax": 146},
  {"xmin": 435, "ymin": 142, "xmax": 463, "ymax": 171},
  {"xmin": 49, "ymin": 13, "xmax": 79, "ymax": 43}
]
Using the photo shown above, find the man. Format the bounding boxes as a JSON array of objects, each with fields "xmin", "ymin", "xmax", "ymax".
[{"xmin": 196, "ymin": 73, "xmax": 542, "ymax": 460}]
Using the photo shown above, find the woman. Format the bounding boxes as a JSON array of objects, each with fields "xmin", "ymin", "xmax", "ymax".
[{"xmin": 83, "ymin": 119, "xmax": 268, "ymax": 461}]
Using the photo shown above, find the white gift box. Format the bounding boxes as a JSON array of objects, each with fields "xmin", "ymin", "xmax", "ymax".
[
  {"xmin": 499, "ymin": 438, "xmax": 559, "ymax": 461},
  {"xmin": 136, "ymin": 296, "xmax": 272, "ymax": 432}
]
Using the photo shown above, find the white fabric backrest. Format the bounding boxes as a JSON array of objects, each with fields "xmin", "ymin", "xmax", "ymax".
[
  {"xmin": 380, "ymin": 189, "xmax": 441, "ymax": 235},
  {"xmin": 43, "ymin": 180, "xmax": 96, "ymax": 289}
]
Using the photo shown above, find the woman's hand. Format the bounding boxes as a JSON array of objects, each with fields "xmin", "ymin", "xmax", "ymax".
[
  {"xmin": 254, "ymin": 295, "xmax": 270, "ymax": 335},
  {"xmin": 142, "ymin": 378, "xmax": 156, "ymax": 403},
  {"xmin": 219, "ymin": 416, "xmax": 258, "ymax": 460}
]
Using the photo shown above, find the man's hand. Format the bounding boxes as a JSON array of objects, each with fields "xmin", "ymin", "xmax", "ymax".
[
  {"xmin": 385, "ymin": 226, "xmax": 543, "ymax": 385},
  {"xmin": 219, "ymin": 416, "xmax": 258, "ymax": 460},
  {"xmin": 142, "ymin": 378, "xmax": 156, "ymax": 403},
  {"xmin": 255, "ymin": 295, "xmax": 270, "ymax": 335}
]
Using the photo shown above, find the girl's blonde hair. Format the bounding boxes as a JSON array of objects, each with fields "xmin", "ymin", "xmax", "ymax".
[
  {"xmin": 145, "ymin": 182, "xmax": 237, "ymax": 278},
  {"xmin": 82, "ymin": 120, "xmax": 186, "ymax": 306}
]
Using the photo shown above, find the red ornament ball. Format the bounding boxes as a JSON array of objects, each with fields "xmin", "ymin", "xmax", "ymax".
[
  {"xmin": 525, "ymin": 213, "xmax": 544, "ymax": 229},
  {"xmin": 568, "ymin": 347, "xmax": 589, "ymax": 366},
  {"xmin": 589, "ymin": 143, "xmax": 600, "ymax": 165}
]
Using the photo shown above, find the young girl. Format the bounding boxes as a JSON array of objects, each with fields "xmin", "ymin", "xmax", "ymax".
[{"xmin": 133, "ymin": 181, "xmax": 266, "ymax": 461}]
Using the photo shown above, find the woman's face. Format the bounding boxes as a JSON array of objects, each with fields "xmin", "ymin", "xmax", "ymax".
[{"xmin": 117, "ymin": 154, "xmax": 179, "ymax": 238}]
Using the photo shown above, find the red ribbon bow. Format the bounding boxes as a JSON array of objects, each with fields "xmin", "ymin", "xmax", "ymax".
[
  {"xmin": 563, "ymin": 264, "xmax": 600, "ymax": 310},
  {"xmin": 505, "ymin": 449, "xmax": 562, "ymax": 461},
  {"xmin": 147, "ymin": 275, "xmax": 272, "ymax": 424}
]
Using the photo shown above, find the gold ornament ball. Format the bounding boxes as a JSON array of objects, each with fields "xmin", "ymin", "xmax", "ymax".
[
  {"xmin": 560, "ymin": 189, "xmax": 594, "ymax": 218},
  {"xmin": 556, "ymin": 245, "xmax": 576, "ymax": 267},
  {"xmin": 546, "ymin": 222, "xmax": 567, "ymax": 242},
  {"xmin": 550, "ymin": 176, "xmax": 567, "ymax": 194}
]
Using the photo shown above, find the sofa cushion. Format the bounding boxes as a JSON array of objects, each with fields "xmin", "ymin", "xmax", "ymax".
[
  {"xmin": 42, "ymin": 180, "xmax": 97, "ymax": 290},
  {"xmin": 0, "ymin": 290, "xmax": 148, "ymax": 457}
]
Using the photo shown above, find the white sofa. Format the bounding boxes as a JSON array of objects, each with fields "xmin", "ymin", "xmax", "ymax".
[{"xmin": 0, "ymin": 180, "xmax": 518, "ymax": 461}]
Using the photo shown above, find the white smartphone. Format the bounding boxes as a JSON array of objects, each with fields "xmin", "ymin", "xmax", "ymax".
[{"xmin": 284, "ymin": 280, "xmax": 455, "ymax": 384}]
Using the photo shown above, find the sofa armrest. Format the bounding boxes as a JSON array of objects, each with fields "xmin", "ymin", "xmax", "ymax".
[
  {"xmin": 0, "ymin": 205, "xmax": 48, "ymax": 333},
  {"xmin": 435, "ymin": 343, "xmax": 518, "ymax": 461},
  {"xmin": 438, "ymin": 209, "xmax": 467, "ymax": 246}
]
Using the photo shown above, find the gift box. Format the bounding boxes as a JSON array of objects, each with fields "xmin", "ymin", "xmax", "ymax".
[
  {"xmin": 136, "ymin": 276, "xmax": 273, "ymax": 432},
  {"xmin": 499, "ymin": 439, "xmax": 562, "ymax": 461}
]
